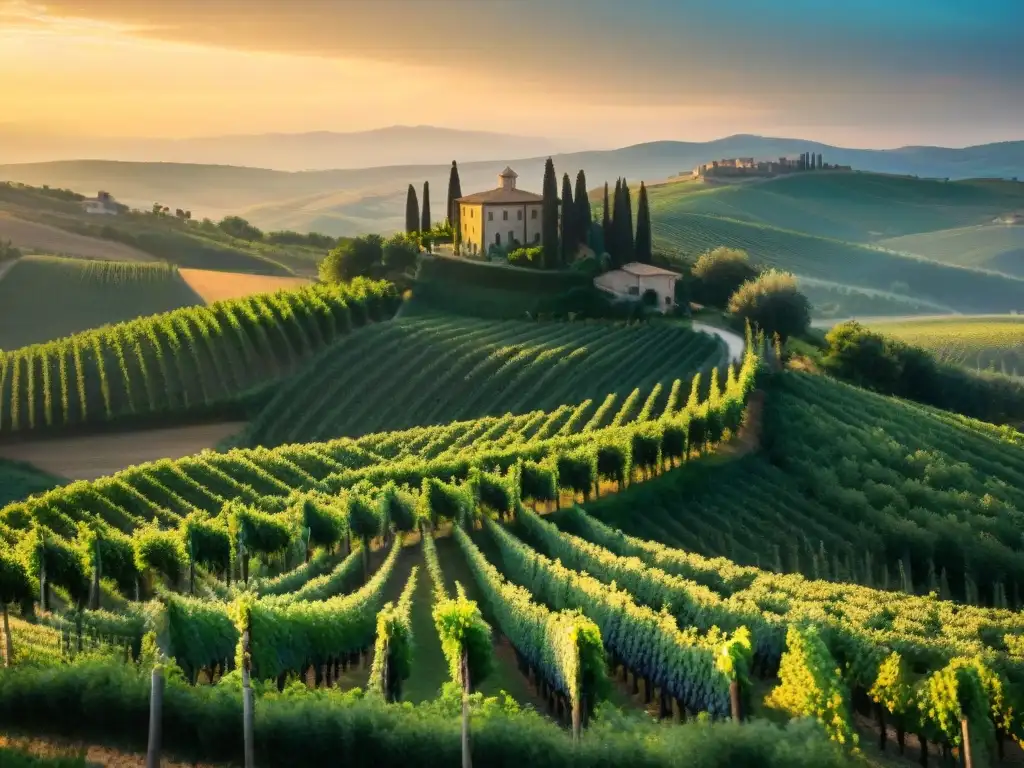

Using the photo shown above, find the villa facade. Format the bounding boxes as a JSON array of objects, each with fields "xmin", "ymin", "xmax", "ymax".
[{"xmin": 457, "ymin": 167, "xmax": 545, "ymax": 255}]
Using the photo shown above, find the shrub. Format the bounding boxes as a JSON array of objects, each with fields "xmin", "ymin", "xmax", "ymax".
[
  {"xmin": 217, "ymin": 216, "xmax": 263, "ymax": 241},
  {"xmin": 507, "ymin": 247, "xmax": 544, "ymax": 268},
  {"xmin": 692, "ymin": 247, "xmax": 757, "ymax": 309},
  {"xmin": 727, "ymin": 270, "xmax": 811, "ymax": 341}
]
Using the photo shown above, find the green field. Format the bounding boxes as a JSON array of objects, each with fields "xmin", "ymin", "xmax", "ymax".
[
  {"xmin": 241, "ymin": 313, "xmax": 725, "ymax": 446},
  {"xmin": 0, "ymin": 182, "xmax": 329, "ymax": 277},
  {"xmin": 0, "ymin": 278, "xmax": 399, "ymax": 436},
  {"xmin": 0, "ymin": 256, "xmax": 202, "ymax": 350},
  {"xmin": 879, "ymin": 224, "xmax": 1024, "ymax": 277},
  {"xmin": 653, "ymin": 172, "xmax": 1024, "ymax": 243},
  {"xmin": 869, "ymin": 315, "xmax": 1024, "ymax": 376},
  {"xmin": 0, "ymin": 457, "xmax": 63, "ymax": 507},
  {"xmin": 648, "ymin": 203, "xmax": 1024, "ymax": 313},
  {"xmin": 796, "ymin": 277, "xmax": 952, "ymax": 319}
]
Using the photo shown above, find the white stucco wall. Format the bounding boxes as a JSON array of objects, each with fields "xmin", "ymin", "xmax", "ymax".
[{"xmin": 594, "ymin": 270, "xmax": 677, "ymax": 312}]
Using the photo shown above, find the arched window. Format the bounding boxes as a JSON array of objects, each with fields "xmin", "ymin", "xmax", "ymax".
[{"xmin": 495, "ymin": 232, "xmax": 501, "ymax": 245}]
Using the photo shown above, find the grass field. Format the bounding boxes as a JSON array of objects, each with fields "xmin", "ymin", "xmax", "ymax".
[
  {"xmin": 0, "ymin": 457, "xmax": 63, "ymax": 506},
  {"xmin": 648, "ymin": 204, "xmax": 1024, "ymax": 313},
  {"xmin": 241, "ymin": 313, "xmax": 726, "ymax": 446},
  {"xmin": 879, "ymin": 224, "xmax": 1024, "ymax": 277},
  {"xmin": 869, "ymin": 314, "xmax": 1024, "ymax": 376},
  {"xmin": 796, "ymin": 277, "xmax": 952, "ymax": 319},
  {"xmin": 651, "ymin": 172, "xmax": 1024, "ymax": 243},
  {"xmin": 0, "ymin": 210, "xmax": 156, "ymax": 262},
  {"xmin": 0, "ymin": 256, "xmax": 202, "ymax": 350}
]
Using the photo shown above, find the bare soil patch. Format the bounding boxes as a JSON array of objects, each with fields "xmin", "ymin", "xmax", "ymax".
[
  {"xmin": 180, "ymin": 268, "xmax": 310, "ymax": 303},
  {"xmin": 0, "ymin": 211, "xmax": 155, "ymax": 261},
  {"xmin": 0, "ymin": 422, "xmax": 245, "ymax": 480}
]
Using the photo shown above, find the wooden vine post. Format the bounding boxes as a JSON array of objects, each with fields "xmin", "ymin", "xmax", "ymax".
[
  {"xmin": 730, "ymin": 679, "xmax": 743, "ymax": 722},
  {"xmin": 146, "ymin": 661, "xmax": 165, "ymax": 768},
  {"xmin": 960, "ymin": 717, "xmax": 973, "ymax": 768},
  {"xmin": 461, "ymin": 647, "xmax": 472, "ymax": 768},
  {"xmin": 2, "ymin": 602, "xmax": 13, "ymax": 668},
  {"xmin": 242, "ymin": 621, "xmax": 256, "ymax": 768}
]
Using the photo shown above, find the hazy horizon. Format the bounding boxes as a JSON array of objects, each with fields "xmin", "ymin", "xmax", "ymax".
[{"xmin": 2, "ymin": 0, "xmax": 1021, "ymax": 151}]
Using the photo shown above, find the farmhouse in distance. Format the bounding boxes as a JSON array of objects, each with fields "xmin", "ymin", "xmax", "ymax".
[{"xmin": 457, "ymin": 167, "xmax": 546, "ymax": 255}]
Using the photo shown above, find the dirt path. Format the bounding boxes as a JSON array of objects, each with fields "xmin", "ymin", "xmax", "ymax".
[
  {"xmin": 0, "ymin": 422, "xmax": 245, "ymax": 480},
  {"xmin": 692, "ymin": 321, "xmax": 744, "ymax": 363},
  {"xmin": 180, "ymin": 268, "xmax": 311, "ymax": 303},
  {"xmin": 0, "ymin": 211, "xmax": 155, "ymax": 262}
]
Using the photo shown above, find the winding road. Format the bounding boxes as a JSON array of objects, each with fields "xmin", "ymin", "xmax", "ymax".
[{"xmin": 692, "ymin": 321, "xmax": 745, "ymax": 363}]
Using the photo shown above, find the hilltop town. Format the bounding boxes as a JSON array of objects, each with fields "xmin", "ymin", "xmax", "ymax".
[{"xmin": 691, "ymin": 152, "xmax": 852, "ymax": 179}]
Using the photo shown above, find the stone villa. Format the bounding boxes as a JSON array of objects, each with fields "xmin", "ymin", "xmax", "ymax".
[
  {"xmin": 691, "ymin": 156, "xmax": 851, "ymax": 179},
  {"xmin": 457, "ymin": 167, "xmax": 546, "ymax": 255}
]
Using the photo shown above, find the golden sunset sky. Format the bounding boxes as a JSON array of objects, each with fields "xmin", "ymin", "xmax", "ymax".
[{"xmin": 1, "ymin": 0, "xmax": 1021, "ymax": 147}]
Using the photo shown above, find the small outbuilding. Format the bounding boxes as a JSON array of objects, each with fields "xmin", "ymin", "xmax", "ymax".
[
  {"xmin": 81, "ymin": 191, "xmax": 120, "ymax": 215},
  {"xmin": 593, "ymin": 262, "xmax": 681, "ymax": 312}
]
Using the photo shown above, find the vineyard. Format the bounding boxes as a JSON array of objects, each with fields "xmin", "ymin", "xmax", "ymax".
[
  {"xmin": 240, "ymin": 313, "xmax": 726, "ymax": 447},
  {"xmin": 0, "ymin": 256, "xmax": 202, "ymax": 350},
  {"xmin": 869, "ymin": 315, "xmax": 1024, "ymax": 377},
  {"xmin": 879, "ymin": 224, "xmax": 1024, "ymax": 278},
  {"xmin": 588, "ymin": 371, "xmax": 1024, "ymax": 605},
  {"xmin": 0, "ymin": 332, "xmax": 1023, "ymax": 765},
  {"xmin": 0, "ymin": 278, "xmax": 399, "ymax": 436}
]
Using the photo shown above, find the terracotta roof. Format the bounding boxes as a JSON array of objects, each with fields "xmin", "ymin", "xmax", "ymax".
[
  {"xmin": 456, "ymin": 188, "xmax": 545, "ymax": 204},
  {"xmin": 620, "ymin": 262, "xmax": 681, "ymax": 278}
]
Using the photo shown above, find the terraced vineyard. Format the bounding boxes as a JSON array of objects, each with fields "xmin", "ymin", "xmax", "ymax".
[
  {"xmin": 587, "ymin": 371, "xmax": 1024, "ymax": 606},
  {"xmin": 870, "ymin": 315, "xmax": 1024, "ymax": 377},
  {"xmin": 0, "ymin": 278, "xmax": 398, "ymax": 436},
  {"xmin": 241, "ymin": 313, "xmax": 726, "ymax": 447},
  {"xmin": 0, "ymin": 256, "xmax": 202, "ymax": 349}
]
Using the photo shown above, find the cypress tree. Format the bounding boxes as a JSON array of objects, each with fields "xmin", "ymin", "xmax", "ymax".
[
  {"xmin": 541, "ymin": 158, "xmax": 559, "ymax": 268},
  {"xmin": 635, "ymin": 181, "xmax": 652, "ymax": 265},
  {"xmin": 622, "ymin": 180, "xmax": 635, "ymax": 263},
  {"xmin": 447, "ymin": 161, "xmax": 462, "ymax": 242},
  {"xmin": 611, "ymin": 178, "xmax": 623, "ymax": 266},
  {"xmin": 421, "ymin": 181, "xmax": 431, "ymax": 232},
  {"xmin": 574, "ymin": 170, "xmax": 591, "ymax": 247},
  {"xmin": 602, "ymin": 182, "xmax": 612, "ymax": 260},
  {"xmin": 405, "ymin": 184, "xmax": 419, "ymax": 234},
  {"xmin": 560, "ymin": 173, "xmax": 575, "ymax": 265}
]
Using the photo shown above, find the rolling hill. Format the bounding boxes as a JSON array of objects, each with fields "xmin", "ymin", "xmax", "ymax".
[
  {"xmin": 868, "ymin": 315, "xmax": 1024, "ymax": 377},
  {"xmin": 2, "ymin": 135, "xmax": 1021, "ymax": 236},
  {"xmin": 647, "ymin": 193, "xmax": 1024, "ymax": 314},
  {"xmin": 0, "ymin": 256, "xmax": 203, "ymax": 350},
  {"xmin": 241, "ymin": 313, "xmax": 726, "ymax": 446},
  {"xmin": 879, "ymin": 223, "xmax": 1024, "ymax": 277},
  {"xmin": 651, "ymin": 172, "xmax": 1024, "ymax": 243}
]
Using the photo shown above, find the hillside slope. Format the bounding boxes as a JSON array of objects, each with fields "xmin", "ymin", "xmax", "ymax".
[
  {"xmin": 0, "ymin": 257, "xmax": 202, "ymax": 349},
  {"xmin": 242, "ymin": 314, "xmax": 726, "ymax": 446},
  {"xmin": 648, "ymin": 203, "xmax": 1024, "ymax": 313},
  {"xmin": 3, "ymin": 138, "xmax": 1021, "ymax": 236},
  {"xmin": 652, "ymin": 172, "xmax": 1024, "ymax": 243},
  {"xmin": 869, "ymin": 315, "xmax": 1024, "ymax": 376},
  {"xmin": 879, "ymin": 224, "xmax": 1024, "ymax": 277},
  {"xmin": 585, "ymin": 370, "xmax": 1024, "ymax": 605}
]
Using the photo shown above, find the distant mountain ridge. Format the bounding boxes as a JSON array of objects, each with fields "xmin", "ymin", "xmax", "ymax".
[
  {"xmin": 0, "ymin": 133, "xmax": 1020, "ymax": 236},
  {"xmin": 0, "ymin": 124, "xmax": 585, "ymax": 172}
]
